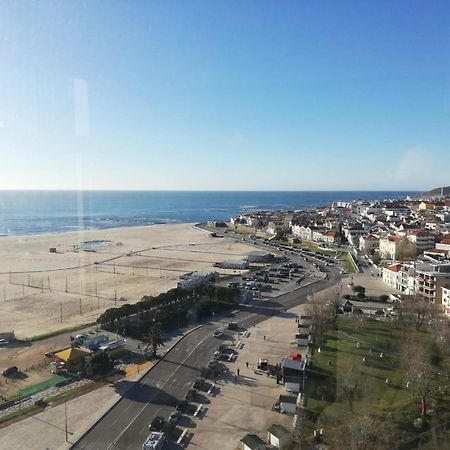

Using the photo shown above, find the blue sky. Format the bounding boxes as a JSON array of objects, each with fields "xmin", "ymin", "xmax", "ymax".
[{"xmin": 0, "ymin": 0, "xmax": 449, "ymax": 190}]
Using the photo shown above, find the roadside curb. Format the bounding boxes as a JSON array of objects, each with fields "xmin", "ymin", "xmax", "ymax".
[{"xmin": 69, "ymin": 324, "xmax": 203, "ymax": 449}]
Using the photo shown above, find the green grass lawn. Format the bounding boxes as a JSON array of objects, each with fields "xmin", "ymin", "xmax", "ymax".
[
  {"xmin": 303, "ymin": 317, "xmax": 450, "ymax": 448},
  {"xmin": 299, "ymin": 242, "xmax": 336, "ymax": 256},
  {"xmin": 341, "ymin": 252, "xmax": 357, "ymax": 273}
]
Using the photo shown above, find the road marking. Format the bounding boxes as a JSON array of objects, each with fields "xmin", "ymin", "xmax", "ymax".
[{"xmin": 106, "ymin": 331, "xmax": 210, "ymax": 449}]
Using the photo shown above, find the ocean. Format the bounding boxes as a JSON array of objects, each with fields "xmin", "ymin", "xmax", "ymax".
[{"xmin": 0, "ymin": 190, "xmax": 416, "ymax": 237}]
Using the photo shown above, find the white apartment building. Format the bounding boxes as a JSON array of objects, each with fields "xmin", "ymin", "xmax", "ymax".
[
  {"xmin": 383, "ymin": 261, "xmax": 450, "ymax": 303},
  {"xmin": 407, "ymin": 231, "xmax": 435, "ymax": 253},
  {"xmin": 379, "ymin": 235, "xmax": 403, "ymax": 260},
  {"xmin": 415, "ymin": 263, "xmax": 450, "ymax": 304},
  {"xmin": 436, "ymin": 238, "xmax": 450, "ymax": 252},
  {"xmin": 383, "ymin": 263, "xmax": 402, "ymax": 289},
  {"xmin": 359, "ymin": 234, "xmax": 379, "ymax": 253},
  {"xmin": 292, "ymin": 225, "xmax": 314, "ymax": 241},
  {"xmin": 442, "ymin": 286, "xmax": 450, "ymax": 318}
]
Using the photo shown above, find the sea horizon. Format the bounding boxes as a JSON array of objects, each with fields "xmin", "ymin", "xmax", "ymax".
[{"xmin": 0, "ymin": 190, "xmax": 417, "ymax": 237}]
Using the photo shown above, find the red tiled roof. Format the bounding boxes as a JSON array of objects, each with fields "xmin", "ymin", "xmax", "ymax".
[
  {"xmin": 387, "ymin": 236, "xmax": 403, "ymax": 242},
  {"xmin": 387, "ymin": 263, "xmax": 402, "ymax": 272}
]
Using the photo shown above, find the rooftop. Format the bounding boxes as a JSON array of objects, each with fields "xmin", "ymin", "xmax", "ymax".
[
  {"xmin": 240, "ymin": 434, "xmax": 266, "ymax": 448},
  {"xmin": 267, "ymin": 424, "xmax": 291, "ymax": 439}
]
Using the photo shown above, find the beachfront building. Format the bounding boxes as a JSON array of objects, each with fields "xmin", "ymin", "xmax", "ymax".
[
  {"xmin": 214, "ymin": 260, "xmax": 250, "ymax": 270},
  {"xmin": 177, "ymin": 271, "xmax": 219, "ymax": 289},
  {"xmin": 292, "ymin": 225, "xmax": 314, "ymax": 241},
  {"xmin": 247, "ymin": 251, "xmax": 275, "ymax": 263}
]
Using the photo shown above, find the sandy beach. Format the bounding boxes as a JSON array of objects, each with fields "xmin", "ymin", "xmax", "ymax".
[{"xmin": 0, "ymin": 224, "xmax": 255, "ymax": 339}]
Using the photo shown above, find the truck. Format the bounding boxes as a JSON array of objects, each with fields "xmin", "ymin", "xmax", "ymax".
[
  {"xmin": 83, "ymin": 335, "xmax": 109, "ymax": 350},
  {"xmin": 143, "ymin": 431, "xmax": 165, "ymax": 450},
  {"xmin": 99, "ymin": 338, "xmax": 127, "ymax": 352}
]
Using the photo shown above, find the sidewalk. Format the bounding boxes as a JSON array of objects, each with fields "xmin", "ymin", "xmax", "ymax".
[
  {"xmin": 0, "ymin": 312, "xmax": 230, "ymax": 450},
  {"xmin": 188, "ymin": 302, "xmax": 309, "ymax": 450}
]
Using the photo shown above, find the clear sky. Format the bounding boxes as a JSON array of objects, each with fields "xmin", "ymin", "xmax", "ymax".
[{"xmin": 0, "ymin": 0, "xmax": 449, "ymax": 191}]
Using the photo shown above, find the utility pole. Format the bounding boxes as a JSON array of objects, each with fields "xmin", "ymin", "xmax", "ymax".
[
  {"xmin": 147, "ymin": 264, "xmax": 149, "ymax": 277},
  {"xmin": 28, "ymin": 274, "xmax": 30, "ymax": 287},
  {"xmin": 60, "ymin": 303, "xmax": 63, "ymax": 323},
  {"xmin": 79, "ymin": 298, "xmax": 82, "ymax": 315},
  {"xmin": 65, "ymin": 277, "xmax": 68, "ymax": 293},
  {"xmin": 64, "ymin": 400, "xmax": 68, "ymax": 442}
]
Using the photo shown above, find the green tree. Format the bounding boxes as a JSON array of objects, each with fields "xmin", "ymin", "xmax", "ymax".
[
  {"xmin": 144, "ymin": 323, "xmax": 165, "ymax": 356},
  {"xmin": 397, "ymin": 237, "xmax": 417, "ymax": 259},
  {"xmin": 86, "ymin": 351, "xmax": 113, "ymax": 376}
]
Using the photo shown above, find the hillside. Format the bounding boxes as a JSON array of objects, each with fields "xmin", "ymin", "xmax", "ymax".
[{"xmin": 424, "ymin": 186, "xmax": 450, "ymax": 196}]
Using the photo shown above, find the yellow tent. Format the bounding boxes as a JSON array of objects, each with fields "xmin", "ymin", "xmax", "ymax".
[{"xmin": 54, "ymin": 347, "xmax": 91, "ymax": 363}]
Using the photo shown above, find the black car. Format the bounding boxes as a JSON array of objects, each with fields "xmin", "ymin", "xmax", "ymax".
[
  {"xmin": 176, "ymin": 400, "xmax": 188, "ymax": 412},
  {"xmin": 149, "ymin": 416, "xmax": 165, "ymax": 431}
]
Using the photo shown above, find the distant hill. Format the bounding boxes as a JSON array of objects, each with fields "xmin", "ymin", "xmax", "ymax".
[{"xmin": 424, "ymin": 186, "xmax": 450, "ymax": 196}]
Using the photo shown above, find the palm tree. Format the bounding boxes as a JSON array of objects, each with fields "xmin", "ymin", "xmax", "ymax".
[{"xmin": 144, "ymin": 323, "xmax": 165, "ymax": 357}]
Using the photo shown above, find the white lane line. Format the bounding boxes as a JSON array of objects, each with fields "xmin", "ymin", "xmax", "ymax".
[{"xmin": 106, "ymin": 331, "xmax": 210, "ymax": 449}]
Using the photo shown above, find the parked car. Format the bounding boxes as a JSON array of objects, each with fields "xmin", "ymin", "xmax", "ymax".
[
  {"xmin": 193, "ymin": 378, "xmax": 206, "ymax": 390},
  {"xmin": 212, "ymin": 330, "xmax": 223, "ymax": 338},
  {"xmin": 149, "ymin": 416, "xmax": 165, "ymax": 431},
  {"xmin": 168, "ymin": 410, "xmax": 181, "ymax": 424},
  {"xmin": 176, "ymin": 400, "xmax": 188, "ymax": 412},
  {"xmin": 186, "ymin": 389, "xmax": 197, "ymax": 402},
  {"xmin": 0, "ymin": 339, "xmax": 9, "ymax": 345}
]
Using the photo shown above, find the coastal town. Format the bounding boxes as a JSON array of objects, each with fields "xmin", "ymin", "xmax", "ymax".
[
  {"xmin": 0, "ymin": 188, "xmax": 449, "ymax": 449},
  {"xmin": 229, "ymin": 186, "xmax": 450, "ymax": 315}
]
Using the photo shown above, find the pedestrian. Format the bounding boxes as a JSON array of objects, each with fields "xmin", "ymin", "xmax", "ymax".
[
  {"xmin": 237, "ymin": 368, "xmax": 240, "ymax": 376},
  {"xmin": 263, "ymin": 335, "xmax": 266, "ymax": 340},
  {"xmin": 246, "ymin": 361, "xmax": 249, "ymax": 368}
]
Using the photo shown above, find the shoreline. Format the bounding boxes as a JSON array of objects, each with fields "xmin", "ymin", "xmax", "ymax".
[{"xmin": 0, "ymin": 221, "xmax": 199, "ymax": 242}]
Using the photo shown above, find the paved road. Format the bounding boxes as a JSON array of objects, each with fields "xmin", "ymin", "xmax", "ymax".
[{"xmin": 73, "ymin": 261, "xmax": 339, "ymax": 450}]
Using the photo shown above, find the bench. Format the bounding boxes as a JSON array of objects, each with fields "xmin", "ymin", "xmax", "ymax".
[{"xmin": 177, "ymin": 428, "xmax": 188, "ymax": 445}]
